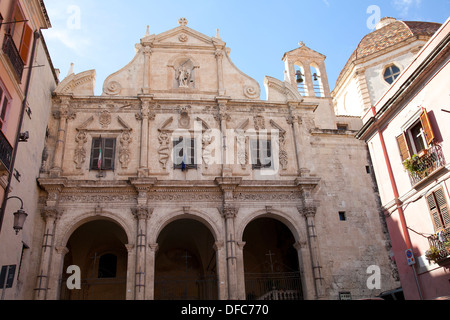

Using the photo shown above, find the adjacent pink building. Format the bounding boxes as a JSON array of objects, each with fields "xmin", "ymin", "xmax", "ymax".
[{"xmin": 357, "ymin": 18, "xmax": 450, "ymax": 300}]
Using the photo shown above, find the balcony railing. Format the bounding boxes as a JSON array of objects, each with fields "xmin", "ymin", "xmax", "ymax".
[
  {"xmin": 2, "ymin": 34, "xmax": 24, "ymax": 80},
  {"xmin": 427, "ymin": 227, "xmax": 450, "ymax": 266},
  {"xmin": 0, "ymin": 130, "xmax": 13, "ymax": 174},
  {"xmin": 406, "ymin": 144, "xmax": 446, "ymax": 185}
]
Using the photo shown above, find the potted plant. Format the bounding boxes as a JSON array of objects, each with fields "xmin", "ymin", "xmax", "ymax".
[
  {"xmin": 403, "ymin": 154, "xmax": 425, "ymax": 177},
  {"xmin": 425, "ymin": 246, "xmax": 441, "ymax": 264}
]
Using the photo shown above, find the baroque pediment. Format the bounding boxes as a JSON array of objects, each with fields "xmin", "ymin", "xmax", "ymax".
[{"xmin": 144, "ymin": 25, "xmax": 224, "ymax": 49}]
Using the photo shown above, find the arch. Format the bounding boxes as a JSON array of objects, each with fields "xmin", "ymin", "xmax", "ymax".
[
  {"xmin": 310, "ymin": 62, "xmax": 324, "ymax": 97},
  {"xmin": 149, "ymin": 208, "xmax": 223, "ymax": 244},
  {"xmin": 240, "ymin": 211, "xmax": 305, "ymax": 300},
  {"xmin": 56, "ymin": 210, "xmax": 133, "ymax": 249},
  {"xmin": 294, "ymin": 63, "xmax": 308, "ymax": 96},
  {"xmin": 236, "ymin": 208, "xmax": 305, "ymax": 244},
  {"xmin": 154, "ymin": 217, "xmax": 219, "ymax": 300},
  {"xmin": 60, "ymin": 218, "xmax": 129, "ymax": 300}
]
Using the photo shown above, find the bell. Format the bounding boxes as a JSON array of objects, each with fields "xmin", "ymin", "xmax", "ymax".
[
  {"xmin": 313, "ymin": 73, "xmax": 319, "ymax": 81},
  {"xmin": 296, "ymin": 70, "xmax": 304, "ymax": 83}
]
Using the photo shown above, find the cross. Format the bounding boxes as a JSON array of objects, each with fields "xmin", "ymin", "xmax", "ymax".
[
  {"xmin": 178, "ymin": 17, "xmax": 188, "ymax": 27},
  {"xmin": 90, "ymin": 252, "xmax": 98, "ymax": 277},
  {"xmin": 182, "ymin": 251, "xmax": 192, "ymax": 273},
  {"xmin": 266, "ymin": 250, "xmax": 275, "ymax": 273}
]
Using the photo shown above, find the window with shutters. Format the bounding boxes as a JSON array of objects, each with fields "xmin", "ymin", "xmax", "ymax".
[
  {"xmin": 173, "ymin": 137, "xmax": 197, "ymax": 170},
  {"xmin": 90, "ymin": 137, "xmax": 116, "ymax": 170},
  {"xmin": 426, "ymin": 188, "xmax": 450, "ymax": 232},
  {"xmin": 396, "ymin": 108, "xmax": 445, "ymax": 185},
  {"xmin": 397, "ymin": 109, "xmax": 435, "ymax": 161}
]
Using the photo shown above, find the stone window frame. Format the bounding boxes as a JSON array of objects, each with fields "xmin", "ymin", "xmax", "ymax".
[{"xmin": 89, "ymin": 136, "xmax": 117, "ymax": 171}]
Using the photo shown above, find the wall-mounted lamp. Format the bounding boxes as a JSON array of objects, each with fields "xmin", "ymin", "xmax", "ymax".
[
  {"xmin": 296, "ymin": 70, "xmax": 304, "ymax": 83},
  {"xmin": 6, "ymin": 196, "xmax": 28, "ymax": 235}
]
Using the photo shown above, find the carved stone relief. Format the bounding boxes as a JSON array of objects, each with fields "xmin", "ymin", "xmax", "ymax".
[
  {"xmin": 119, "ymin": 131, "xmax": 132, "ymax": 169},
  {"xmin": 74, "ymin": 130, "xmax": 88, "ymax": 169}
]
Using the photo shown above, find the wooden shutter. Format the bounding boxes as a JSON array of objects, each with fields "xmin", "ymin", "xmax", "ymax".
[
  {"xmin": 434, "ymin": 188, "xmax": 450, "ymax": 228},
  {"xmin": 103, "ymin": 138, "xmax": 116, "ymax": 170},
  {"xmin": 19, "ymin": 24, "xmax": 33, "ymax": 63},
  {"xmin": 419, "ymin": 109, "xmax": 435, "ymax": 145},
  {"xmin": 261, "ymin": 140, "xmax": 272, "ymax": 168},
  {"xmin": 426, "ymin": 193, "xmax": 443, "ymax": 231},
  {"xmin": 90, "ymin": 138, "xmax": 101, "ymax": 170},
  {"xmin": 396, "ymin": 133, "xmax": 410, "ymax": 162},
  {"xmin": 173, "ymin": 138, "xmax": 183, "ymax": 168}
]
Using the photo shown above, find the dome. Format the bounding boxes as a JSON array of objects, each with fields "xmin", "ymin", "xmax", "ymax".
[{"xmin": 335, "ymin": 18, "xmax": 441, "ymax": 88}]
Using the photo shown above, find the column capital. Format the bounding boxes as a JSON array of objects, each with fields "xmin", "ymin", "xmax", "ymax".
[
  {"xmin": 297, "ymin": 205, "xmax": 318, "ymax": 218},
  {"xmin": 133, "ymin": 206, "xmax": 153, "ymax": 220},
  {"xmin": 41, "ymin": 207, "xmax": 63, "ymax": 221},
  {"xmin": 220, "ymin": 205, "xmax": 238, "ymax": 219}
]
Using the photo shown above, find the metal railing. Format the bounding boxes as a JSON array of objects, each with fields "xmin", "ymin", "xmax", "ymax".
[
  {"xmin": 0, "ymin": 130, "xmax": 13, "ymax": 173},
  {"xmin": 427, "ymin": 227, "xmax": 450, "ymax": 263},
  {"xmin": 154, "ymin": 274, "xmax": 218, "ymax": 300},
  {"xmin": 2, "ymin": 34, "xmax": 24, "ymax": 80},
  {"xmin": 408, "ymin": 144, "xmax": 446, "ymax": 185},
  {"xmin": 245, "ymin": 272, "xmax": 303, "ymax": 300}
]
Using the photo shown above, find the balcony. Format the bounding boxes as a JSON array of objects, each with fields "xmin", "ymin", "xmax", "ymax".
[
  {"xmin": 2, "ymin": 34, "xmax": 24, "ymax": 80},
  {"xmin": 426, "ymin": 227, "xmax": 450, "ymax": 267},
  {"xmin": 0, "ymin": 130, "xmax": 13, "ymax": 175},
  {"xmin": 403, "ymin": 144, "xmax": 446, "ymax": 186}
]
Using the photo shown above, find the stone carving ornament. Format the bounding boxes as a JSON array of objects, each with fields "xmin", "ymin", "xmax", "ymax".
[
  {"xmin": 119, "ymin": 131, "xmax": 132, "ymax": 169},
  {"xmin": 74, "ymin": 130, "xmax": 88, "ymax": 169}
]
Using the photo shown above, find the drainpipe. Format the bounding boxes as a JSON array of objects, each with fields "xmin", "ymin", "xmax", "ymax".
[
  {"xmin": 0, "ymin": 30, "xmax": 40, "ymax": 234},
  {"xmin": 371, "ymin": 106, "xmax": 423, "ymax": 300}
]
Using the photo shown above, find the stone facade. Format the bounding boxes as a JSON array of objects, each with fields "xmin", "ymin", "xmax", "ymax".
[{"xmin": 33, "ymin": 19, "xmax": 399, "ymax": 300}]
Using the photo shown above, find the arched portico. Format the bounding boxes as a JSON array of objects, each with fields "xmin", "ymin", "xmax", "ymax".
[
  {"xmin": 235, "ymin": 208, "xmax": 316, "ymax": 300},
  {"xmin": 148, "ymin": 208, "xmax": 227, "ymax": 300},
  {"xmin": 58, "ymin": 217, "xmax": 130, "ymax": 300}
]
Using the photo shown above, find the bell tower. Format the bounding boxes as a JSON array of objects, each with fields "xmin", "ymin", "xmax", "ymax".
[{"xmin": 282, "ymin": 42, "xmax": 331, "ymax": 98}]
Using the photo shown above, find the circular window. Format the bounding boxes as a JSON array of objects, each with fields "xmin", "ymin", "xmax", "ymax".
[{"xmin": 383, "ymin": 65, "xmax": 401, "ymax": 84}]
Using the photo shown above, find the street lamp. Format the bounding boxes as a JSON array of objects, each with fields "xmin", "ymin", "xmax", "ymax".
[{"xmin": 6, "ymin": 196, "xmax": 27, "ymax": 235}]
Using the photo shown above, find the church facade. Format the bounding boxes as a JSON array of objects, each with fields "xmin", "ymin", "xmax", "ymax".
[{"xmin": 32, "ymin": 18, "xmax": 399, "ymax": 300}]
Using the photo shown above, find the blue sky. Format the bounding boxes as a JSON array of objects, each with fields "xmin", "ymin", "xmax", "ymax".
[{"xmin": 42, "ymin": 0, "xmax": 449, "ymax": 97}]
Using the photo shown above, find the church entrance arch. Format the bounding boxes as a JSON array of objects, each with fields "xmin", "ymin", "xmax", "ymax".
[
  {"xmin": 154, "ymin": 218, "xmax": 218, "ymax": 300},
  {"xmin": 243, "ymin": 217, "xmax": 303, "ymax": 300},
  {"xmin": 60, "ymin": 219, "xmax": 128, "ymax": 300}
]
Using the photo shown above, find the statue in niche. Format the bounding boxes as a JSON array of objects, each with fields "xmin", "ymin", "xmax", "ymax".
[
  {"xmin": 176, "ymin": 66, "xmax": 191, "ymax": 88},
  {"xmin": 174, "ymin": 59, "xmax": 195, "ymax": 88}
]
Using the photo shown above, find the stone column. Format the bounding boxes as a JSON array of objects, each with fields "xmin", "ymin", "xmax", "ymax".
[
  {"xmin": 34, "ymin": 207, "xmax": 61, "ymax": 300},
  {"xmin": 125, "ymin": 244, "xmax": 135, "ymax": 300},
  {"xmin": 236, "ymin": 241, "xmax": 246, "ymax": 300},
  {"xmin": 293, "ymin": 240, "xmax": 315, "ymax": 300},
  {"xmin": 146, "ymin": 242, "xmax": 158, "ymax": 300},
  {"xmin": 136, "ymin": 98, "xmax": 155, "ymax": 177},
  {"xmin": 142, "ymin": 45, "xmax": 152, "ymax": 94},
  {"xmin": 299, "ymin": 205, "xmax": 324, "ymax": 299},
  {"xmin": 215, "ymin": 49, "xmax": 225, "ymax": 96},
  {"xmin": 51, "ymin": 99, "xmax": 75, "ymax": 176},
  {"xmin": 133, "ymin": 206, "xmax": 152, "ymax": 300},
  {"xmin": 222, "ymin": 205, "xmax": 238, "ymax": 300},
  {"xmin": 214, "ymin": 241, "xmax": 227, "ymax": 300}
]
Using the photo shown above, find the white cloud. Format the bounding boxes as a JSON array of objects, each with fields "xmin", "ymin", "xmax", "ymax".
[{"xmin": 393, "ymin": 0, "xmax": 422, "ymax": 17}]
